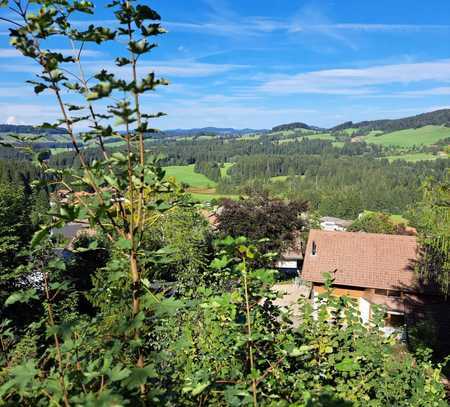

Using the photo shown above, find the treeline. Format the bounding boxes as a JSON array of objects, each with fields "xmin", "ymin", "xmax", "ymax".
[
  {"xmin": 0, "ymin": 124, "xmax": 66, "ymax": 134},
  {"xmin": 221, "ymin": 155, "xmax": 450, "ymax": 218},
  {"xmin": 330, "ymin": 108, "xmax": 450, "ymax": 133},
  {"xmin": 0, "ymin": 158, "xmax": 44, "ymax": 193},
  {"xmin": 194, "ymin": 161, "xmax": 221, "ymax": 182},
  {"xmin": 49, "ymin": 137, "xmax": 384, "ymax": 169}
]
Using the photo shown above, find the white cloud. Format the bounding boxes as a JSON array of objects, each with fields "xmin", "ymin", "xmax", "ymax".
[
  {"xmin": 258, "ymin": 60, "xmax": 450, "ymax": 95},
  {"xmin": 0, "ymin": 103, "xmax": 60, "ymax": 125},
  {"xmin": 78, "ymin": 59, "xmax": 247, "ymax": 78},
  {"xmin": 5, "ymin": 115, "xmax": 17, "ymax": 124},
  {"xmin": 166, "ymin": 18, "xmax": 450, "ymax": 38}
]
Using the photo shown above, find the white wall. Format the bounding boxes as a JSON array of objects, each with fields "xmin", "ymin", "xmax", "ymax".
[{"xmin": 359, "ymin": 297, "xmax": 371, "ymax": 324}]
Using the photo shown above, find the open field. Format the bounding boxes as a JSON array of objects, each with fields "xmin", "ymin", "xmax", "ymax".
[
  {"xmin": 364, "ymin": 125, "xmax": 450, "ymax": 147},
  {"xmin": 163, "ymin": 164, "xmax": 217, "ymax": 188},
  {"xmin": 189, "ymin": 191, "xmax": 239, "ymax": 202},
  {"xmin": 163, "ymin": 164, "xmax": 238, "ymax": 202},
  {"xmin": 382, "ymin": 153, "xmax": 441, "ymax": 162}
]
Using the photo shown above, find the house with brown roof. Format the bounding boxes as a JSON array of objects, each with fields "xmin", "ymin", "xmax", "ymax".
[{"xmin": 302, "ymin": 229, "xmax": 425, "ymax": 334}]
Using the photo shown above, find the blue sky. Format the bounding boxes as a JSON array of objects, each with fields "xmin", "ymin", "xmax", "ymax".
[{"xmin": 1, "ymin": 0, "xmax": 450, "ymax": 129}]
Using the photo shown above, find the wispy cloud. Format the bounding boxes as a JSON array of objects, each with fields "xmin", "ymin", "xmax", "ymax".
[
  {"xmin": 397, "ymin": 87, "xmax": 450, "ymax": 97},
  {"xmin": 258, "ymin": 60, "xmax": 450, "ymax": 95},
  {"xmin": 0, "ymin": 48, "xmax": 104, "ymax": 58},
  {"xmin": 80, "ymin": 59, "xmax": 248, "ymax": 78}
]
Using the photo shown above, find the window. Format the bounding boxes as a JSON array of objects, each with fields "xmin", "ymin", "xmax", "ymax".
[
  {"xmin": 374, "ymin": 289, "xmax": 388, "ymax": 296},
  {"xmin": 387, "ymin": 313, "xmax": 405, "ymax": 328},
  {"xmin": 312, "ymin": 241, "xmax": 317, "ymax": 255}
]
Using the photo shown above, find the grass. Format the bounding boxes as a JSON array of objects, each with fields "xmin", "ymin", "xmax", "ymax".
[
  {"xmin": 240, "ymin": 134, "xmax": 260, "ymax": 140},
  {"xmin": 382, "ymin": 153, "xmax": 440, "ymax": 162},
  {"xmin": 362, "ymin": 210, "xmax": 409, "ymax": 225},
  {"xmin": 220, "ymin": 162, "xmax": 234, "ymax": 177},
  {"xmin": 270, "ymin": 175, "xmax": 289, "ymax": 182},
  {"xmin": 364, "ymin": 125, "xmax": 450, "ymax": 147},
  {"xmin": 189, "ymin": 192, "xmax": 239, "ymax": 202},
  {"xmin": 303, "ymin": 133, "xmax": 335, "ymax": 141},
  {"xmin": 164, "ymin": 164, "xmax": 217, "ymax": 188},
  {"xmin": 277, "ymin": 132, "xmax": 336, "ymax": 144}
]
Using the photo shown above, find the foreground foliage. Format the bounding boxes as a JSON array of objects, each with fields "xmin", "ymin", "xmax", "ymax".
[{"xmin": 0, "ymin": 1, "xmax": 447, "ymax": 406}]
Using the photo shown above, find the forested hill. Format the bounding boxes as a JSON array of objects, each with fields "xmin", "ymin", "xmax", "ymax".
[
  {"xmin": 161, "ymin": 127, "xmax": 266, "ymax": 137},
  {"xmin": 272, "ymin": 122, "xmax": 324, "ymax": 132},
  {"xmin": 0, "ymin": 124, "xmax": 66, "ymax": 135},
  {"xmin": 330, "ymin": 109, "xmax": 450, "ymax": 133}
]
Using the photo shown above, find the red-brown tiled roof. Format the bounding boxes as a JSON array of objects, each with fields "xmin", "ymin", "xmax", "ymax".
[{"xmin": 302, "ymin": 230, "xmax": 418, "ymax": 291}]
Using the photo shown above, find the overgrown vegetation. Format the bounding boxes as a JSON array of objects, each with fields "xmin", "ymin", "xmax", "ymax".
[{"xmin": 0, "ymin": 1, "xmax": 448, "ymax": 405}]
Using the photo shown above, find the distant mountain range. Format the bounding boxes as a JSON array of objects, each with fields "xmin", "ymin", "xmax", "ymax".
[
  {"xmin": 2, "ymin": 108, "xmax": 450, "ymax": 138},
  {"xmin": 0, "ymin": 124, "xmax": 66, "ymax": 135},
  {"xmin": 161, "ymin": 127, "xmax": 268, "ymax": 137}
]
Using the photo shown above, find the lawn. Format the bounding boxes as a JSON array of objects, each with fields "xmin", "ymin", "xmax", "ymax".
[
  {"xmin": 163, "ymin": 164, "xmax": 217, "ymax": 188},
  {"xmin": 364, "ymin": 125, "xmax": 450, "ymax": 147}
]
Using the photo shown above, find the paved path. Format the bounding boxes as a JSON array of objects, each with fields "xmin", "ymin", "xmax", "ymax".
[{"xmin": 272, "ymin": 283, "xmax": 311, "ymax": 326}]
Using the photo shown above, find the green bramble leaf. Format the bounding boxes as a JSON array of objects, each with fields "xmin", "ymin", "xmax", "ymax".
[
  {"xmin": 31, "ymin": 225, "xmax": 51, "ymax": 248},
  {"xmin": 116, "ymin": 237, "xmax": 132, "ymax": 250},
  {"xmin": 122, "ymin": 365, "xmax": 157, "ymax": 389},
  {"xmin": 335, "ymin": 358, "xmax": 360, "ymax": 372},
  {"xmin": 5, "ymin": 289, "xmax": 38, "ymax": 306},
  {"xmin": 107, "ymin": 365, "xmax": 131, "ymax": 382}
]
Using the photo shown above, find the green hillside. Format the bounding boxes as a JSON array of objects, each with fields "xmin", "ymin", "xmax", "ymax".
[
  {"xmin": 364, "ymin": 125, "xmax": 450, "ymax": 147},
  {"xmin": 164, "ymin": 164, "xmax": 217, "ymax": 188},
  {"xmin": 383, "ymin": 153, "xmax": 440, "ymax": 162}
]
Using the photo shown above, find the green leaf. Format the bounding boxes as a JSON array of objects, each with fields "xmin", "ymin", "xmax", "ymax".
[
  {"xmin": 192, "ymin": 382, "xmax": 210, "ymax": 396},
  {"xmin": 9, "ymin": 361, "xmax": 38, "ymax": 391},
  {"xmin": 108, "ymin": 365, "xmax": 131, "ymax": 382},
  {"xmin": 116, "ymin": 237, "xmax": 132, "ymax": 250},
  {"xmin": 5, "ymin": 289, "xmax": 38, "ymax": 306},
  {"xmin": 289, "ymin": 345, "xmax": 314, "ymax": 357},
  {"xmin": 335, "ymin": 358, "xmax": 360, "ymax": 372},
  {"xmin": 122, "ymin": 365, "xmax": 157, "ymax": 389}
]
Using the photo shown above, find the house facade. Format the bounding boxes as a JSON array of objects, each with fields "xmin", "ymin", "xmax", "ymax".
[{"xmin": 301, "ymin": 230, "xmax": 422, "ymax": 334}]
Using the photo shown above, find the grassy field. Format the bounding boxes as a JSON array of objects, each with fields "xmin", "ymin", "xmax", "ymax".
[
  {"xmin": 383, "ymin": 153, "xmax": 440, "ymax": 162},
  {"xmin": 303, "ymin": 133, "xmax": 335, "ymax": 141},
  {"xmin": 164, "ymin": 164, "xmax": 217, "ymax": 188},
  {"xmin": 163, "ymin": 164, "xmax": 239, "ymax": 202},
  {"xmin": 220, "ymin": 162, "xmax": 234, "ymax": 177},
  {"xmin": 189, "ymin": 192, "xmax": 239, "ymax": 202},
  {"xmin": 364, "ymin": 125, "xmax": 450, "ymax": 147},
  {"xmin": 270, "ymin": 175, "xmax": 289, "ymax": 182}
]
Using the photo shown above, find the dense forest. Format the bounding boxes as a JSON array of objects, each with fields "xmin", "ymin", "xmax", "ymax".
[
  {"xmin": 221, "ymin": 155, "xmax": 449, "ymax": 217},
  {"xmin": 330, "ymin": 108, "xmax": 450, "ymax": 133}
]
